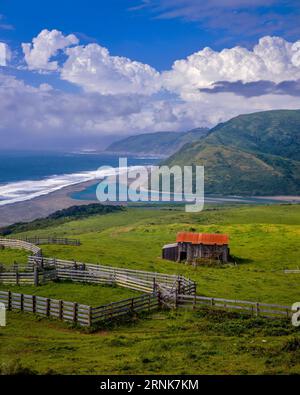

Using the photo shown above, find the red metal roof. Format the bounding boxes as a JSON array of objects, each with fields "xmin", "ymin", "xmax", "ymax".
[{"xmin": 176, "ymin": 232, "xmax": 229, "ymax": 245}]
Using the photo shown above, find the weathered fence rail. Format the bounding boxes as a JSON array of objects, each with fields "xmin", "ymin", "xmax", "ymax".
[
  {"xmin": 0, "ymin": 237, "xmax": 81, "ymax": 259},
  {"xmin": 284, "ymin": 269, "xmax": 300, "ymax": 274},
  {"xmin": 16, "ymin": 236, "xmax": 81, "ymax": 246},
  {"xmin": 91, "ymin": 293, "xmax": 159, "ymax": 324},
  {"xmin": 176, "ymin": 294, "xmax": 293, "ymax": 319},
  {"xmin": 0, "ymin": 290, "xmax": 91, "ymax": 326},
  {"xmin": 0, "ymin": 290, "xmax": 159, "ymax": 327},
  {"xmin": 0, "ymin": 238, "xmax": 42, "ymax": 256},
  {"xmin": 0, "ymin": 268, "xmax": 57, "ymax": 286},
  {"xmin": 28, "ymin": 256, "xmax": 196, "ymax": 295}
]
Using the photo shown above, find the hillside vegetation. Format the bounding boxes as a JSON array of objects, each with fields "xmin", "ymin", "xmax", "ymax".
[
  {"xmin": 165, "ymin": 110, "xmax": 300, "ymax": 195},
  {"xmin": 0, "ymin": 203, "xmax": 123, "ymax": 236},
  {"xmin": 1, "ymin": 204, "xmax": 300, "ymax": 374},
  {"xmin": 105, "ymin": 128, "xmax": 208, "ymax": 157}
]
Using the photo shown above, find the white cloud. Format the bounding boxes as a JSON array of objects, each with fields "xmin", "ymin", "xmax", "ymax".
[
  {"xmin": 60, "ymin": 43, "xmax": 160, "ymax": 95},
  {"xmin": 1, "ymin": 32, "xmax": 300, "ymax": 149},
  {"xmin": 22, "ymin": 29, "xmax": 79, "ymax": 71},
  {"xmin": 0, "ymin": 69, "xmax": 299, "ymax": 149},
  {"xmin": 0, "ymin": 42, "xmax": 11, "ymax": 66},
  {"xmin": 162, "ymin": 36, "xmax": 300, "ymax": 100}
]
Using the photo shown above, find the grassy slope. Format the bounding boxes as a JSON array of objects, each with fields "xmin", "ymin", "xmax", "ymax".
[
  {"xmin": 205, "ymin": 110, "xmax": 300, "ymax": 160},
  {"xmin": 165, "ymin": 110, "xmax": 300, "ymax": 195},
  {"xmin": 12, "ymin": 205, "xmax": 300, "ymax": 304},
  {"xmin": 105, "ymin": 128, "xmax": 208, "ymax": 156},
  {"xmin": 2, "ymin": 309, "xmax": 300, "ymax": 375},
  {"xmin": 1, "ymin": 204, "xmax": 300, "ymax": 374},
  {"xmin": 0, "ymin": 248, "xmax": 28, "ymax": 266}
]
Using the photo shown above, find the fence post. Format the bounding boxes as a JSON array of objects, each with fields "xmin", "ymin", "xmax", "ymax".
[
  {"xmin": 46, "ymin": 298, "xmax": 50, "ymax": 316},
  {"xmin": 211, "ymin": 298, "xmax": 215, "ymax": 307},
  {"xmin": 73, "ymin": 302, "xmax": 78, "ymax": 323},
  {"xmin": 157, "ymin": 289, "xmax": 163, "ymax": 309},
  {"xmin": 8, "ymin": 291, "xmax": 12, "ymax": 311},
  {"xmin": 193, "ymin": 294, "xmax": 197, "ymax": 310},
  {"xmin": 174, "ymin": 289, "xmax": 178, "ymax": 309},
  {"xmin": 20, "ymin": 293, "xmax": 24, "ymax": 311},
  {"xmin": 177, "ymin": 278, "xmax": 182, "ymax": 294},
  {"xmin": 88, "ymin": 306, "xmax": 92, "ymax": 327},
  {"xmin": 131, "ymin": 298, "xmax": 134, "ymax": 313},
  {"xmin": 256, "ymin": 302, "xmax": 260, "ymax": 316},
  {"xmin": 58, "ymin": 300, "xmax": 63, "ymax": 320},
  {"xmin": 153, "ymin": 277, "xmax": 156, "ymax": 292},
  {"xmin": 32, "ymin": 295, "xmax": 36, "ymax": 313},
  {"xmin": 15, "ymin": 268, "xmax": 19, "ymax": 286},
  {"xmin": 34, "ymin": 267, "xmax": 39, "ymax": 286}
]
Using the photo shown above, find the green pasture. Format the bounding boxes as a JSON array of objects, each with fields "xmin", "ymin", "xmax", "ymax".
[{"xmin": 1, "ymin": 203, "xmax": 300, "ymax": 374}]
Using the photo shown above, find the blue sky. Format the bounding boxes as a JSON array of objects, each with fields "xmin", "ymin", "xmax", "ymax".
[
  {"xmin": 0, "ymin": 0, "xmax": 300, "ymax": 150},
  {"xmin": 2, "ymin": 0, "xmax": 300, "ymax": 70}
]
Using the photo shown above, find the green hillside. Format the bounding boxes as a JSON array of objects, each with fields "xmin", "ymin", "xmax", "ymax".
[
  {"xmin": 1, "ymin": 204, "xmax": 300, "ymax": 374},
  {"xmin": 166, "ymin": 110, "xmax": 300, "ymax": 196},
  {"xmin": 105, "ymin": 128, "xmax": 208, "ymax": 157}
]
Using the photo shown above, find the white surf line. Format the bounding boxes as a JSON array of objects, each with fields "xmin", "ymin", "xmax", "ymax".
[{"xmin": 0, "ymin": 166, "xmax": 145, "ymax": 207}]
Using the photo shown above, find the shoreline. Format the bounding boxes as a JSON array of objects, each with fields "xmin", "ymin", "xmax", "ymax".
[
  {"xmin": 0, "ymin": 178, "xmax": 299, "ymax": 228},
  {"xmin": 0, "ymin": 179, "xmax": 99, "ymax": 228}
]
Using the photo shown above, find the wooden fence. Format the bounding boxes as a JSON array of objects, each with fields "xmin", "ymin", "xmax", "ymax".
[
  {"xmin": 28, "ymin": 256, "xmax": 196, "ymax": 295},
  {"xmin": 284, "ymin": 269, "xmax": 300, "ymax": 274},
  {"xmin": 0, "ymin": 268, "xmax": 57, "ymax": 286},
  {"xmin": 91, "ymin": 293, "xmax": 159, "ymax": 325},
  {"xmin": 0, "ymin": 238, "xmax": 42, "ymax": 256},
  {"xmin": 0, "ymin": 290, "xmax": 159, "ymax": 327},
  {"xmin": 0, "ymin": 290, "xmax": 91, "ymax": 326},
  {"xmin": 17, "ymin": 236, "xmax": 81, "ymax": 246},
  {"xmin": 176, "ymin": 294, "xmax": 293, "ymax": 320}
]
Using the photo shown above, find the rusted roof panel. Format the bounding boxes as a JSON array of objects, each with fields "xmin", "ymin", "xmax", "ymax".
[{"xmin": 176, "ymin": 232, "xmax": 229, "ymax": 245}]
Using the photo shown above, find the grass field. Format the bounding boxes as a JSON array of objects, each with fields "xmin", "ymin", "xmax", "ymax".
[
  {"xmin": 0, "ymin": 248, "xmax": 28, "ymax": 266},
  {"xmin": 1, "ymin": 203, "xmax": 300, "ymax": 374},
  {"xmin": 0, "ymin": 282, "xmax": 140, "ymax": 306}
]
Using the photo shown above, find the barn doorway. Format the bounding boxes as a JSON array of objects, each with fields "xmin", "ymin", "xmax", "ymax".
[{"xmin": 179, "ymin": 251, "xmax": 187, "ymax": 261}]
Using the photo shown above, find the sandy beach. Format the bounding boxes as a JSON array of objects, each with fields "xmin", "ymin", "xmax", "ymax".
[{"xmin": 0, "ymin": 179, "xmax": 99, "ymax": 227}]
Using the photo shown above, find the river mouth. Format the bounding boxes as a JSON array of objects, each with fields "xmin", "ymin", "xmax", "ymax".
[{"xmin": 70, "ymin": 181, "xmax": 295, "ymax": 205}]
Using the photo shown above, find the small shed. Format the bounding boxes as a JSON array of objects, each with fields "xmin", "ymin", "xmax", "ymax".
[
  {"xmin": 162, "ymin": 232, "xmax": 229, "ymax": 263},
  {"xmin": 162, "ymin": 243, "xmax": 178, "ymax": 261}
]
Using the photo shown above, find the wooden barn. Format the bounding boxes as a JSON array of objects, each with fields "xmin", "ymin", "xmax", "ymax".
[{"xmin": 162, "ymin": 232, "xmax": 229, "ymax": 263}]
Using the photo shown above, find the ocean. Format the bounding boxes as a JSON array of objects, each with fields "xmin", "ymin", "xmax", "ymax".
[
  {"xmin": 0, "ymin": 151, "xmax": 158, "ymax": 206},
  {"xmin": 0, "ymin": 151, "xmax": 290, "ymax": 208}
]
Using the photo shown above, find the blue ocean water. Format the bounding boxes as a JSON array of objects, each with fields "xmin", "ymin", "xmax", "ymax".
[
  {"xmin": 0, "ymin": 151, "xmax": 157, "ymax": 184},
  {"xmin": 0, "ymin": 151, "xmax": 158, "ymax": 206},
  {"xmin": 0, "ymin": 151, "xmax": 289, "ymax": 206}
]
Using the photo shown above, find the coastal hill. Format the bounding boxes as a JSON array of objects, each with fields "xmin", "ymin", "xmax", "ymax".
[
  {"xmin": 105, "ymin": 128, "xmax": 209, "ymax": 157},
  {"xmin": 165, "ymin": 110, "xmax": 300, "ymax": 196}
]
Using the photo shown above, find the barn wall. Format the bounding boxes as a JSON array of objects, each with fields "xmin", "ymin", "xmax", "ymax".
[
  {"xmin": 177, "ymin": 242, "xmax": 229, "ymax": 262},
  {"xmin": 162, "ymin": 245, "xmax": 178, "ymax": 261}
]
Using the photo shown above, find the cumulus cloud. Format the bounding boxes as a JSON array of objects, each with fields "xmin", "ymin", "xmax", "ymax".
[
  {"xmin": 162, "ymin": 36, "xmax": 300, "ymax": 100},
  {"xmin": 0, "ymin": 69, "xmax": 299, "ymax": 150},
  {"xmin": 22, "ymin": 29, "xmax": 79, "ymax": 71},
  {"xmin": 0, "ymin": 42, "xmax": 11, "ymax": 66},
  {"xmin": 1, "ymin": 31, "xmax": 300, "ymax": 150},
  {"xmin": 60, "ymin": 43, "xmax": 160, "ymax": 95}
]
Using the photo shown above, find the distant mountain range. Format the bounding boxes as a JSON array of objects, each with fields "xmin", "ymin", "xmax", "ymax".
[
  {"xmin": 105, "ymin": 128, "xmax": 209, "ymax": 157},
  {"xmin": 165, "ymin": 110, "xmax": 300, "ymax": 196}
]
